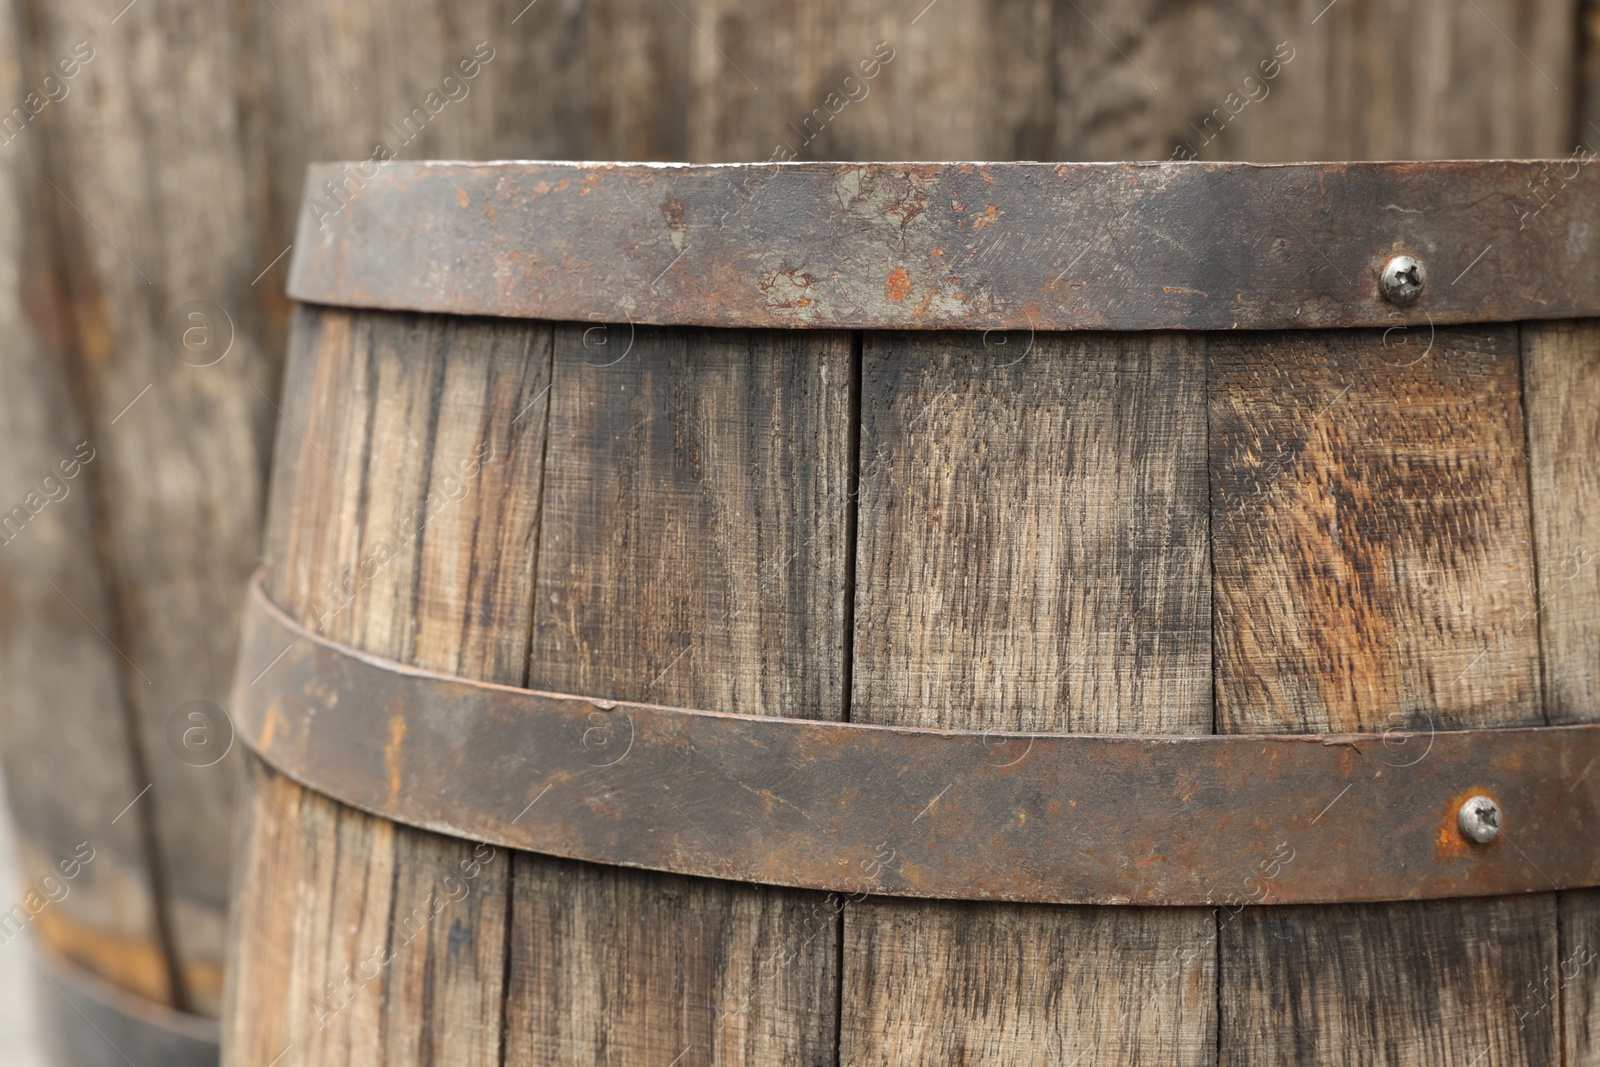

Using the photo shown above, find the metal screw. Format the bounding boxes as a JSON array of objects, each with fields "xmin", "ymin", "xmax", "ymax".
[
  {"xmin": 1458, "ymin": 795, "xmax": 1503, "ymax": 844},
  {"xmin": 1380, "ymin": 255, "xmax": 1427, "ymax": 306}
]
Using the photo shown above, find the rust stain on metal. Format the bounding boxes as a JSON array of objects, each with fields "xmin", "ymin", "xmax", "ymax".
[
  {"xmin": 885, "ymin": 267, "xmax": 911, "ymax": 302},
  {"xmin": 762, "ymin": 268, "xmax": 817, "ymax": 313},
  {"xmin": 385, "ymin": 712, "xmax": 407, "ymax": 808},
  {"xmin": 287, "ymin": 160, "xmax": 1600, "ymax": 331},
  {"xmin": 233, "ymin": 575, "xmax": 1600, "ymax": 907},
  {"xmin": 661, "ymin": 197, "xmax": 686, "ymax": 251}
]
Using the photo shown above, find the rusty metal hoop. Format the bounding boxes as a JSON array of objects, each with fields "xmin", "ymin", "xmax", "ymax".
[
  {"xmin": 233, "ymin": 576, "xmax": 1600, "ymax": 907},
  {"xmin": 288, "ymin": 160, "xmax": 1600, "ymax": 332}
]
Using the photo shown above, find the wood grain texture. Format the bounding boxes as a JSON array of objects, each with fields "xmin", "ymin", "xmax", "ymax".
[
  {"xmin": 850, "ymin": 333, "xmax": 1212, "ymax": 735},
  {"xmin": 840, "ymin": 333, "xmax": 1215, "ymax": 1065},
  {"xmin": 1587, "ymin": 0, "xmax": 1600, "ymax": 154},
  {"xmin": 843, "ymin": 900, "xmax": 1215, "ymax": 1066},
  {"xmin": 1052, "ymin": 0, "xmax": 1261, "ymax": 162},
  {"xmin": 242, "ymin": 0, "xmax": 588, "ymax": 360},
  {"xmin": 253, "ymin": 0, "xmax": 1583, "ymax": 172},
  {"xmin": 679, "ymin": 0, "xmax": 832, "ymax": 164},
  {"xmin": 0, "ymin": 0, "xmax": 172, "ymax": 1006},
  {"xmin": 223, "ymin": 306, "xmax": 551, "ymax": 1064},
  {"xmin": 1561, "ymin": 892, "xmax": 1600, "ymax": 1066},
  {"xmin": 0, "ymin": 0, "xmax": 1587, "ymax": 1047},
  {"xmin": 527, "ymin": 325, "xmax": 854, "ymax": 715},
  {"xmin": 684, "ymin": 0, "xmax": 1575, "ymax": 162},
  {"xmin": 505, "ymin": 324, "xmax": 854, "ymax": 1065},
  {"xmin": 1209, "ymin": 327, "xmax": 1543, "ymax": 735},
  {"xmin": 822, "ymin": 0, "xmax": 1054, "ymax": 162},
  {"xmin": 509, "ymin": 858, "xmax": 841, "ymax": 1066},
  {"xmin": 1522, "ymin": 320, "xmax": 1600, "ymax": 1067},
  {"xmin": 586, "ymin": 0, "xmax": 692, "ymax": 160},
  {"xmin": 1522, "ymin": 321, "xmax": 1600, "ymax": 724},
  {"xmin": 1, "ymin": 0, "xmax": 1587, "ymax": 1032},
  {"xmin": 1211, "ymin": 327, "xmax": 1558, "ymax": 1066},
  {"xmin": 235, "ymin": 765, "xmax": 401, "ymax": 1065},
  {"xmin": 1221, "ymin": 897, "xmax": 1560, "ymax": 1066},
  {"xmin": 18, "ymin": 0, "xmax": 275, "ymax": 1015},
  {"xmin": 1045, "ymin": 0, "xmax": 1573, "ymax": 162},
  {"xmin": 221, "ymin": 760, "xmax": 307, "ymax": 1063},
  {"xmin": 1218, "ymin": 0, "xmax": 1573, "ymax": 162}
]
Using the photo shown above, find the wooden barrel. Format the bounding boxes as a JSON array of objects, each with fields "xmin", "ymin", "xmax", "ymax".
[
  {"xmin": 0, "ymin": 0, "xmax": 1588, "ymax": 1059},
  {"xmin": 223, "ymin": 159, "xmax": 1600, "ymax": 1065}
]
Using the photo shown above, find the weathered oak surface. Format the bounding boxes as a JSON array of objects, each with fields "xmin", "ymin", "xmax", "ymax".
[
  {"xmin": 1, "ymin": 0, "xmax": 1594, "ymax": 1047},
  {"xmin": 225, "ymin": 308, "xmax": 1600, "ymax": 1064},
  {"xmin": 1209, "ymin": 328, "xmax": 1543, "ymax": 734},
  {"xmin": 0, "ymin": 0, "xmax": 173, "ymax": 1007},
  {"xmin": 227, "ymin": 307, "xmax": 550, "ymax": 1063},
  {"xmin": 507, "ymin": 325, "xmax": 853, "ymax": 1064},
  {"xmin": 839, "ymin": 332, "xmax": 1214, "ymax": 1065},
  {"xmin": 1522, "ymin": 319, "xmax": 1600, "ymax": 1067},
  {"xmin": 8, "ymin": 0, "xmax": 271, "ymax": 1017},
  {"xmin": 1210, "ymin": 328, "xmax": 1555, "ymax": 1066}
]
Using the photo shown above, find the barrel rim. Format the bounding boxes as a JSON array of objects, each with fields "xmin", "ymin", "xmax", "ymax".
[{"xmin": 288, "ymin": 158, "xmax": 1600, "ymax": 332}]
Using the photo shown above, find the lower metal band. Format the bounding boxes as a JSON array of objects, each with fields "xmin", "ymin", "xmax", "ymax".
[{"xmin": 233, "ymin": 575, "xmax": 1600, "ymax": 906}]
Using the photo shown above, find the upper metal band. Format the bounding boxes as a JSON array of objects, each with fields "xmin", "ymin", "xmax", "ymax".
[
  {"xmin": 234, "ymin": 576, "xmax": 1600, "ymax": 906},
  {"xmin": 288, "ymin": 159, "xmax": 1600, "ymax": 332}
]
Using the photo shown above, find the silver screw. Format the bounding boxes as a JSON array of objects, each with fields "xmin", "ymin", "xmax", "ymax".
[
  {"xmin": 1380, "ymin": 254, "xmax": 1427, "ymax": 306},
  {"xmin": 1458, "ymin": 795, "xmax": 1503, "ymax": 844}
]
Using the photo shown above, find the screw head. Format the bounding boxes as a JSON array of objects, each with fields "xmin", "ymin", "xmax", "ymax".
[
  {"xmin": 1458, "ymin": 795, "xmax": 1503, "ymax": 844},
  {"xmin": 1380, "ymin": 255, "xmax": 1427, "ymax": 306}
]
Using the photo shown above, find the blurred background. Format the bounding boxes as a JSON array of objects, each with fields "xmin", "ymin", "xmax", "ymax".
[
  {"xmin": 0, "ymin": 769, "xmax": 47, "ymax": 1067},
  {"xmin": 0, "ymin": 0, "xmax": 1594, "ymax": 1061}
]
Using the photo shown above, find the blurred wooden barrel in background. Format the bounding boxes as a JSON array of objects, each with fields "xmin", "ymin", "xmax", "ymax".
[
  {"xmin": 220, "ymin": 159, "xmax": 1600, "ymax": 1066},
  {"xmin": 0, "ymin": 0, "xmax": 1593, "ymax": 1061}
]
